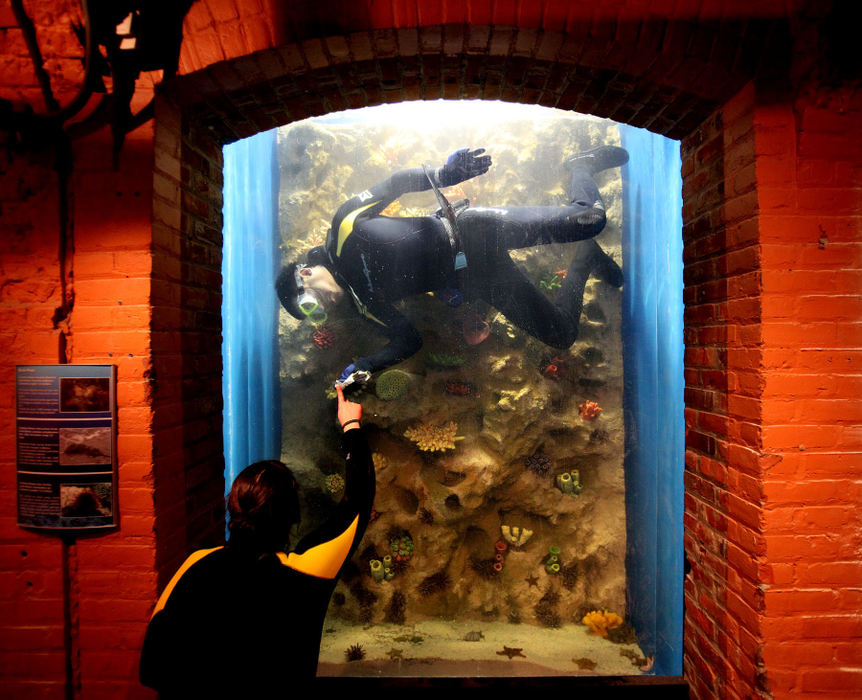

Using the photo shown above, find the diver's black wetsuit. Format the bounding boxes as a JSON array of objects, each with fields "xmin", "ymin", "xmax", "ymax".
[
  {"xmin": 139, "ymin": 429, "xmax": 374, "ymax": 695},
  {"xmin": 326, "ymin": 163, "xmax": 615, "ymax": 374}
]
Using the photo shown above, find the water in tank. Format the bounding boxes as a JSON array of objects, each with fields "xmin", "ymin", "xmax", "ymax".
[{"xmin": 222, "ymin": 100, "xmax": 684, "ymax": 678}]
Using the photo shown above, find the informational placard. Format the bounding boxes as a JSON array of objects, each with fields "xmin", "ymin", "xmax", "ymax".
[{"xmin": 16, "ymin": 365, "xmax": 117, "ymax": 530}]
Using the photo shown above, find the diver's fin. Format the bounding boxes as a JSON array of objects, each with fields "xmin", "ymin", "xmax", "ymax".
[{"xmin": 565, "ymin": 146, "xmax": 629, "ymax": 175}]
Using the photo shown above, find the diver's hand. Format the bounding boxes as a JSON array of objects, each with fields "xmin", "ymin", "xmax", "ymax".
[
  {"xmin": 336, "ymin": 385, "xmax": 362, "ymax": 431},
  {"xmin": 438, "ymin": 148, "xmax": 491, "ymax": 187},
  {"xmin": 335, "ymin": 363, "xmax": 371, "ymax": 392},
  {"xmin": 337, "ymin": 364, "xmax": 356, "ymax": 386}
]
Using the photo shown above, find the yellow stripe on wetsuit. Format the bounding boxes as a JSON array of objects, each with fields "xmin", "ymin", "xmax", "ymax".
[
  {"xmin": 336, "ymin": 202, "xmax": 374, "ymax": 257},
  {"xmin": 279, "ymin": 514, "xmax": 360, "ymax": 579},
  {"xmin": 152, "ymin": 514, "xmax": 360, "ymax": 616},
  {"xmin": 152, "ymin": 546, "xmax": 223, "ymax": 618}
]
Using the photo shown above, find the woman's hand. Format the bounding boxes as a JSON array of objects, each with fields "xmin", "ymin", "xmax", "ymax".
[{"xmin": 336, "ymin": 384, "xmax": 362, "ymax": 431}]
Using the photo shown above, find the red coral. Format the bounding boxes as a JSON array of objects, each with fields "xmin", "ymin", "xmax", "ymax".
[
  {"xmin": 462, "ymin": 313, "xmax": 490, "ymax": 345},
  {"xmin": 445, "ymin": 380, "xmax": 475, "ymax": 397},
  {"xmin": 579, "ymin": 400, "xmax": 603, "ymax": 420},
  {"xmin": 542, "ymin": 356, "xmax": 568, "ymax": 380},
  {"xmin": 312, "ymin": 327, "xmax": 336, "ymax": 349}
]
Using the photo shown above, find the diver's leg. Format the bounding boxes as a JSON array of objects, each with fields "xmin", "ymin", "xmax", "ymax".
[
  {"xmin": 557, "ymin": 237, "xmax": 623, "ymax": 306},
  {"xmin": 458, "ymin": 203, "xmax": 605, "ymax": 252},
  {"xmin": 457, "ymin": 146, "xmax": 628, "ymax": 251},
  {"xmin": 466, "ymin": 253, "xmax": 580, "ymax": 349}
]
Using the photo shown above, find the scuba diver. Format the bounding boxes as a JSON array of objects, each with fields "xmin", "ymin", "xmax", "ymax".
[{"xmin": 276, "ymin": 145, "xmax": 629, "ymax": 389}]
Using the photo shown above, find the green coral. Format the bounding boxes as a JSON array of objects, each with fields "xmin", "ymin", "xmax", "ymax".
[
  {"xmin": 545, "ymin": 545, "xmax": 562, "ymax": 575},
  {"xmin": 325, "ymin": 473, "xmax": 345, "ymax": 495},
  {"xmin": 426, "ymin": 351, "xmax": 465, "ymax": 368},
  {"xmin": 555, "ymin": 470, "xmax": 584, "ymax": 496},
  {"xmin": 375, "ymin": 369, "xmax": 411, "ymax": 400},
  {"xmin": 390, "ymin": 534, "xmax": 414, "ymax": 561},
  {"xmin": 540, "ymin": 272, "xmax": 563, "ymax": 291}
]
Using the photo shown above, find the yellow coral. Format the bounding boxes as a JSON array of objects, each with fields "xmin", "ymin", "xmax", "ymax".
[
  {"xmin": 403, "ymin": 421, "xmax": 460, "ymax": 452},
  {"xmin": 581, "ymin": 610, "xmax": 623, "ymax": 637},
  {"xmin": 372, "ymin": 452, "xmax": 389, "ymax": 469}
]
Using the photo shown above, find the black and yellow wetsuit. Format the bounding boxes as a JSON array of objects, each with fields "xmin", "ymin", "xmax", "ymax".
[
  {"xmin": 326, "ymin": 167, "xmax": 454, "ymax": 373},
  {"xmin": 325, "ymin": 163, "xmax": 617, "ymax": 375},
  {"xmin": 139, "ymin": 428, "xmax": 374, "ymax": 695}
]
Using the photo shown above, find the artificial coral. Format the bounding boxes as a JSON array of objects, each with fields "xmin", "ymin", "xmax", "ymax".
[
  {"xmin": 555, "ymin": 470, "xmax": 583, "ymax": 496},
  {"xmin": 403, "ymin": 421, "xmax": 461, "ymax": 451},
  {"xmin": 444, "ymin": 380, "xmax": 475, "ymax": 397},
  {"xmin": 462, "ymin": 313, "xmax": 491, "ymax": 345},
  {"xmin": 376, "ymin": 369, "xmax": 412, "ymax": 400},
  {"xmin": 325, "ymin": 473, "xmax": 345, "ymax": 495},
  {"xmin": 545, "ymin": 545, "xmax": 562, "ymax": 575},
  {"xmin": 542, "ymin": 359, "xmax": 567, "ymax": 380},
  {"xmin": 500, "ymin": 525, "xmax": 533, "ymax": 547},
  {"xmin": 389, "ymin": 534, "xmax": 414, "ymax": 562},
  {"xmin": 426, "ymin": 351, "xmax": 465, "ymax": 368},
  {"xmin": 312, "ymin": 327, "xmax": 336, "ymax": 349},
  {"xmin": 579, "ymin": 400, "xmax": 603, "ymax": 420},
  {"xmin": 581, "ymin": 609, "xmax": 624, "ymax": 637}
]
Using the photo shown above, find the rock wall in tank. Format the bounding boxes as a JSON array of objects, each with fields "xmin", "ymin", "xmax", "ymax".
[{"xmin": 276, "ymin": 105, "xmax": 629, "ymax": 639}]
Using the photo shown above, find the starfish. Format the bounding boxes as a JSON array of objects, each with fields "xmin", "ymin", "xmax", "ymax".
[
  {"xmin": 496, "ymin": 646, "xmax": 526, "ymax": 659},
  {"xmin": 525, "ymin": 573, "xmax": 540, "ymax": 588}
]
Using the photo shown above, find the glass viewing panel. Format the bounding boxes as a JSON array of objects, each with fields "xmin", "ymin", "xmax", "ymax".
[{"xmin": 223, "ymin": 100, "xmax": 683, "ymax": 678}]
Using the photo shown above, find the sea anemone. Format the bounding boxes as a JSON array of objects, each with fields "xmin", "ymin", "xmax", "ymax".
[
  {"xmin": 345, "ymin": 644, "xmax": 366, "ymax": 661},
  {"xmin": 384, "ymin": 590, "xmax": 407, "ymax": 625},
  {"xmin": 561, "ymin": 563, "xmax": 579, "ymax": 590},
  {"xmin": 533, "ymin": 586, "xmax": 562, "ymax": 628},
  {"xmin": 525, "ymin": 452, "xmax": 553, "ymax": 477},
  {"xmin": 469, "ymin": 554, "xmax": 500, "ymax": 580},
  {"xmin": 417, "ymin": 571, "xmax": 452, "ymax": 597},
  {"xmin": 418, "ymin": 507, "xmax": 435, "ymax": 525}
]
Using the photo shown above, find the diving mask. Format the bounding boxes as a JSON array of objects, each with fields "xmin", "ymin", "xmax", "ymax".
[{"xmin": 295, "ymin": 268, "xmax": 328, "ymax": 324}]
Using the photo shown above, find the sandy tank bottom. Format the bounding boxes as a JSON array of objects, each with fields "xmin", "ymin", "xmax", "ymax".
[{"xmin": 317, "ymin": 619, "xmax": 652, "ymax": 677}]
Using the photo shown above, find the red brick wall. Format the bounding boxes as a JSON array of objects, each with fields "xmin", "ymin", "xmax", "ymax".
[
  {"xmin": 756, "ymin": 86, "xmax": 862, "ymax": 696},
  {"xmin": 2, "ymin": 1, "xmax": 860, "ymax": 698},
  {"xmin": 682, "ymin": 84, "xmax": 770, "ymax": 699},
  {"xmin": 681, "ymin": 76, "xmax": 862, "ymax": 698},
  {"xmin": 0, "ymin": 122, "xmax": 159, "ymax": 696}
]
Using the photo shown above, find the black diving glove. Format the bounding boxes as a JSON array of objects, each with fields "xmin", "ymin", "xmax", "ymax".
[{"xmin": 437, "ymin": 148, "xmax": 492, "ymax": 187}]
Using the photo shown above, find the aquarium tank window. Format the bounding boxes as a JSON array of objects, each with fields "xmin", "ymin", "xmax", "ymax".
[{"xmin": 222, "ymin": 100, "xmax": 683, "ymax": 678}]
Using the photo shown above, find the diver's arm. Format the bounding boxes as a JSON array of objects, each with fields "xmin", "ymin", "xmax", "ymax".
[
  {"xmin": 362, "ymin": 168, "xmax": 433, "ymax": 209},
  {"xmin": 369, "ymin": 151, "xmax": 490, "ymax": 198},
  {"xmin": 285, "ymin": 424, "xmax": 375, "ymax": 579},
  {"xmin": 352, "ymin": 302, "xmax": 423, "ymax": 374}
]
